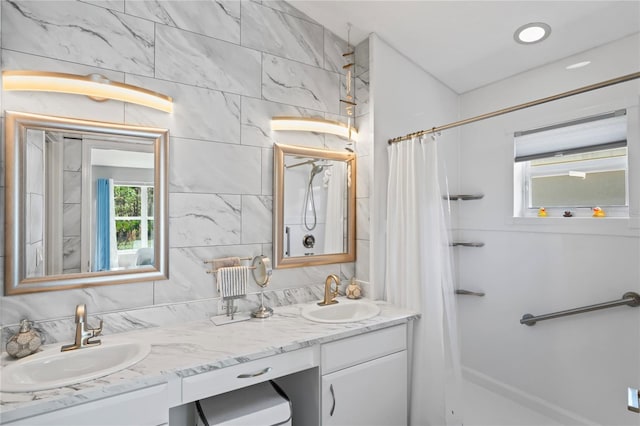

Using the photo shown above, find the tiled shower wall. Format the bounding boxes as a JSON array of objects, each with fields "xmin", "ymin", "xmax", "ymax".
[
  {"xmin": 24, "ymin": 130, "xmax": 45, "ymax": 278},
  {"xmin": 0, "ymin": 0, "xmax": 371, "ymax": 341}
]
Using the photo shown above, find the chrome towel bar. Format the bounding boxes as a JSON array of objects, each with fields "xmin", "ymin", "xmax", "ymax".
[{"xmin": 521, "ymin": 292, "xmax": 640, "ymax": 326}]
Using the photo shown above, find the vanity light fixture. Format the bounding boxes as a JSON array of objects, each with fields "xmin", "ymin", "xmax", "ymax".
[
  {"xmin": 2, "ymin": 70, "xmax": 173, "ymax": 113},
  {"xmin": 271, "ymin": 116, "xmax": 359, "ymax": 142},
  {"xmin": 514, "ymin": 22, "xmax": 551, "ymax": 45},
  {"xmin": 271, "ymin": 24, "xmax": 359, "ymax": 143}
]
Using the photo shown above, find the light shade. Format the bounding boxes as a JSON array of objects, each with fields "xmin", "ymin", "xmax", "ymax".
[
  {"xmin": 271, "ymin": 116, "xmax": 358, "ymax": 142},
  {"xmin": 2, "ymin": 70, "xmax": 173, "ymax": 113}
]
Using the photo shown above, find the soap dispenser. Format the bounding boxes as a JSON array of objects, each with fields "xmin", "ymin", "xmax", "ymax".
[
  {"xmin": 6, "ymin": 319, "xmax": 42, "ymax": 359},
  {"xmin": 346, "ymin": 277, "xmax": 362, "ymax": 299}
]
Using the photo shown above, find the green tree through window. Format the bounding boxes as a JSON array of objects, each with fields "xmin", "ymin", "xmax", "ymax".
[{"xmin": 114, "ymin": 185, "xmax": 153, "ymax": 251}]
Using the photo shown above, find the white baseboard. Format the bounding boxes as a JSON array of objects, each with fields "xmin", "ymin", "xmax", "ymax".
[{"xmin": 462, "ymin": 366, "xmax": 599, "ymax": 426}]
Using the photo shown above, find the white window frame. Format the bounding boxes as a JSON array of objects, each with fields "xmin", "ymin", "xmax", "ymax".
[
  {"xmin": 113, "ymin": 183, "xmax": 154, "ymax": 255},
  {"xmin": 514, "ymin": 109, "xmax": 629, "ymax": 218}
]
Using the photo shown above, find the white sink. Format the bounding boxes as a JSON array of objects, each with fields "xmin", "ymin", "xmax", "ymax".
[
  {"xmin": 1, "ymin": 339, "xmax": 151, "ymax": 393},
  {"xmin": 301, "ymin": 298, "xmax": 381, "ymax": 323}
]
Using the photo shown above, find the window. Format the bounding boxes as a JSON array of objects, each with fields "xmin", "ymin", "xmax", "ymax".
[
  {"xmin": 514, "ymin": 110, "xmax": 628, "ymax": 217},
  {"xmin": 113, "ymin": 184, "xmax": 154, "ymax": 251}
]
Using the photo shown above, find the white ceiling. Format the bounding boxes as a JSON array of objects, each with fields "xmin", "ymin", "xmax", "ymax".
[
  {"xmin": 92, "ymin": 149, "xmax": 153, "ymax": 169},
  {"xmin": 289, "ymin": 1, "xmax": 640, "ymax": 94}
]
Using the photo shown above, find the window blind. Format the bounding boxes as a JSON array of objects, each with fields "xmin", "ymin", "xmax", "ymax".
[{"xmin": 514, "ymin": 109, "xmax": 627, "ymax": 162}]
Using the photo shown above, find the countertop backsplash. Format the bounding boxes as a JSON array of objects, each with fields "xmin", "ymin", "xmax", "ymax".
[{"xmin": 1, "ymin": 284, "xmax": 331, "ymax": 347}]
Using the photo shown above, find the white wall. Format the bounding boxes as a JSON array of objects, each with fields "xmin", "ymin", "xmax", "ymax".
[
  {"xmin": 369, "ymin": 34, "xmax": 460, "ymax": 299},
  {"xmin": 282, "ymin": 164, "xmax": 329, "ymax": 256},
  {"xmin": 456, "ymin": 34, "xmax": 640, "ymax": 425}
]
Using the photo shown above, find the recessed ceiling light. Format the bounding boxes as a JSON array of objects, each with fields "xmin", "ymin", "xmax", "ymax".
[
  {"xmin": 514, "ymin": 22, "xmax": 551, "ymax": 45},
  {"xmin": 566, "ymin": 61, "xmax": 591, "ymax": 70}
]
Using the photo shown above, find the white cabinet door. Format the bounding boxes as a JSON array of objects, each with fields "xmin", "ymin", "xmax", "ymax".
[
  {"xmin": 5, "ymin": 384, "xmax": 169, "ymax": 426},
  {"xmin": 321, "ymin": 351, "xmax": 407, "ymax": 426}
]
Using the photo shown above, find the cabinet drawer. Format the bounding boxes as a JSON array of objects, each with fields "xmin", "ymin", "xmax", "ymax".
[
  {"xmin": 5, "ymin": 384, "xmax": 169, "ymax": 426},
  {"xmin": 182, "ymin": 346, "xmax": 318, "ymax": 403},
  {"xmin": 321, "ymin": 324, "xmax": 406, "ymax": 374}
]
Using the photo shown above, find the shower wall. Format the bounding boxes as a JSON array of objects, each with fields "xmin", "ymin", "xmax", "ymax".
[
  {"xmin": 282, "ymin": 164, "xmax": 330, "ymax": 257},
  {"xmin": 369, "ymin": 34, "xmax": 461, "ymax": 299},
  {"xmin": 456, "ymin": 34, "xmax": 640, "ymax": 425}
]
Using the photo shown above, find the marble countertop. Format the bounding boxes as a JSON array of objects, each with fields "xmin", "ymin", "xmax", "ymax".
[{"xmin": 0, "ymin": 299, "xmax": 418, "ymax": 423}]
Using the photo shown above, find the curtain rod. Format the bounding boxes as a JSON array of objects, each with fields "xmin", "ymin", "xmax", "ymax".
[{"xmin": 388, "ymin": 71, "xmax": 640, "ymax": 144}]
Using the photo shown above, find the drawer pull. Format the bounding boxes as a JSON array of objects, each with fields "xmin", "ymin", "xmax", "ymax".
[
  {"xmin": 329, "ymin": 384, "xmax": 336, "ymax": 416},
  {"xmin": 237, "ymin": 367, "xmax": 272, "ymax": 378}
]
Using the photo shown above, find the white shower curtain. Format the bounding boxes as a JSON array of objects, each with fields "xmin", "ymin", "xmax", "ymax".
[
  {"xmin": 386, "ymin": 136, "xmax": 462, "ymax": 426},
  {"xmin": 324, "ymin": 162, "xmax": 346, "ymax": 253}
]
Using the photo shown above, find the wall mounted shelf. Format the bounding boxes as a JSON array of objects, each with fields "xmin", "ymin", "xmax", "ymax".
[
  {"xmin": 450, "ymin": 242, "xmax": 485, "ymax": 247},
  {"xmin": 444, "ymin": 194, "xmax": 484, "ymax": 201},
  {"xmin": 455, "ymin": 289, "xmax": 486, "ymax": 297}
]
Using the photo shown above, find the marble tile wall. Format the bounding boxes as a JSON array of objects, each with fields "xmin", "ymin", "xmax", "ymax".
[
  {"xmin": 62, "ymin": 136, "xmax": 82, "ymax": 273},
  {"xmin": 0, "ymin": 0, "xmax": 371, "ymax": 342},
  {"xmin": 354, "ymin": 38, "xmax": 371, "ymax": 291},
  {"xmin": 25, "ymin": 129, "xmax": 44, "ymax": 278}
]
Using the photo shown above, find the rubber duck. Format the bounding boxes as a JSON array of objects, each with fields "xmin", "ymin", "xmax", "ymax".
[
  {"xmin": 537, "ymin": 207, "xmax": 547, "ymax": 217},
  {"xmin": 592, "ymin": 207, "xmax": 606, "ymax": 217}
]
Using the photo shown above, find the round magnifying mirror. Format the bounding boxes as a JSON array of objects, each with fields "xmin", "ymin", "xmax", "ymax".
[
  {"xmin": 251, "ymin": 256, "xmax": 273, "ymax": 319},
  {"xmin": 252, "ymin": 256, "xmax": 272, "ymax": 288}
]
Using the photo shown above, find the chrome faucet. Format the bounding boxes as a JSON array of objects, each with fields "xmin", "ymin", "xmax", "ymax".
[
  {"xmin": 61, "ymin": 304, "xmax": 103, "ymax": 352},
  {"xmin": 318, "ymin": 274, "xmax": 340, "ymax": 306}
]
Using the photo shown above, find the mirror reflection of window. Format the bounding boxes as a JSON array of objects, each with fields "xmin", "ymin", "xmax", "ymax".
[
  {"xmin": 114, "ymin": 184, "xmax": 154, "ymax": 266},
  {"xmin": 89, "ymin": 147, "xmax": 154, "ymax": 272}
]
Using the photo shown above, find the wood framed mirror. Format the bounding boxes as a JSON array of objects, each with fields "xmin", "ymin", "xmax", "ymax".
[
  {"xmin": 273, "ymin": 143, "xmax": 356, "ymax": 269},
  {"xmin": 4, "ymin": 111, "xmax": 169, "ymax": 295}
]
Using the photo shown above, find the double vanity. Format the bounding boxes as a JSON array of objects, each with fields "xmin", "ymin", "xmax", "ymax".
[
  {"xmin": 1, "ymin": 111, "xmax": 396, "ymax": 425},
  {"xmin": 0, "ymin": 299, "xmax": 417, "ymax": 425}
]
